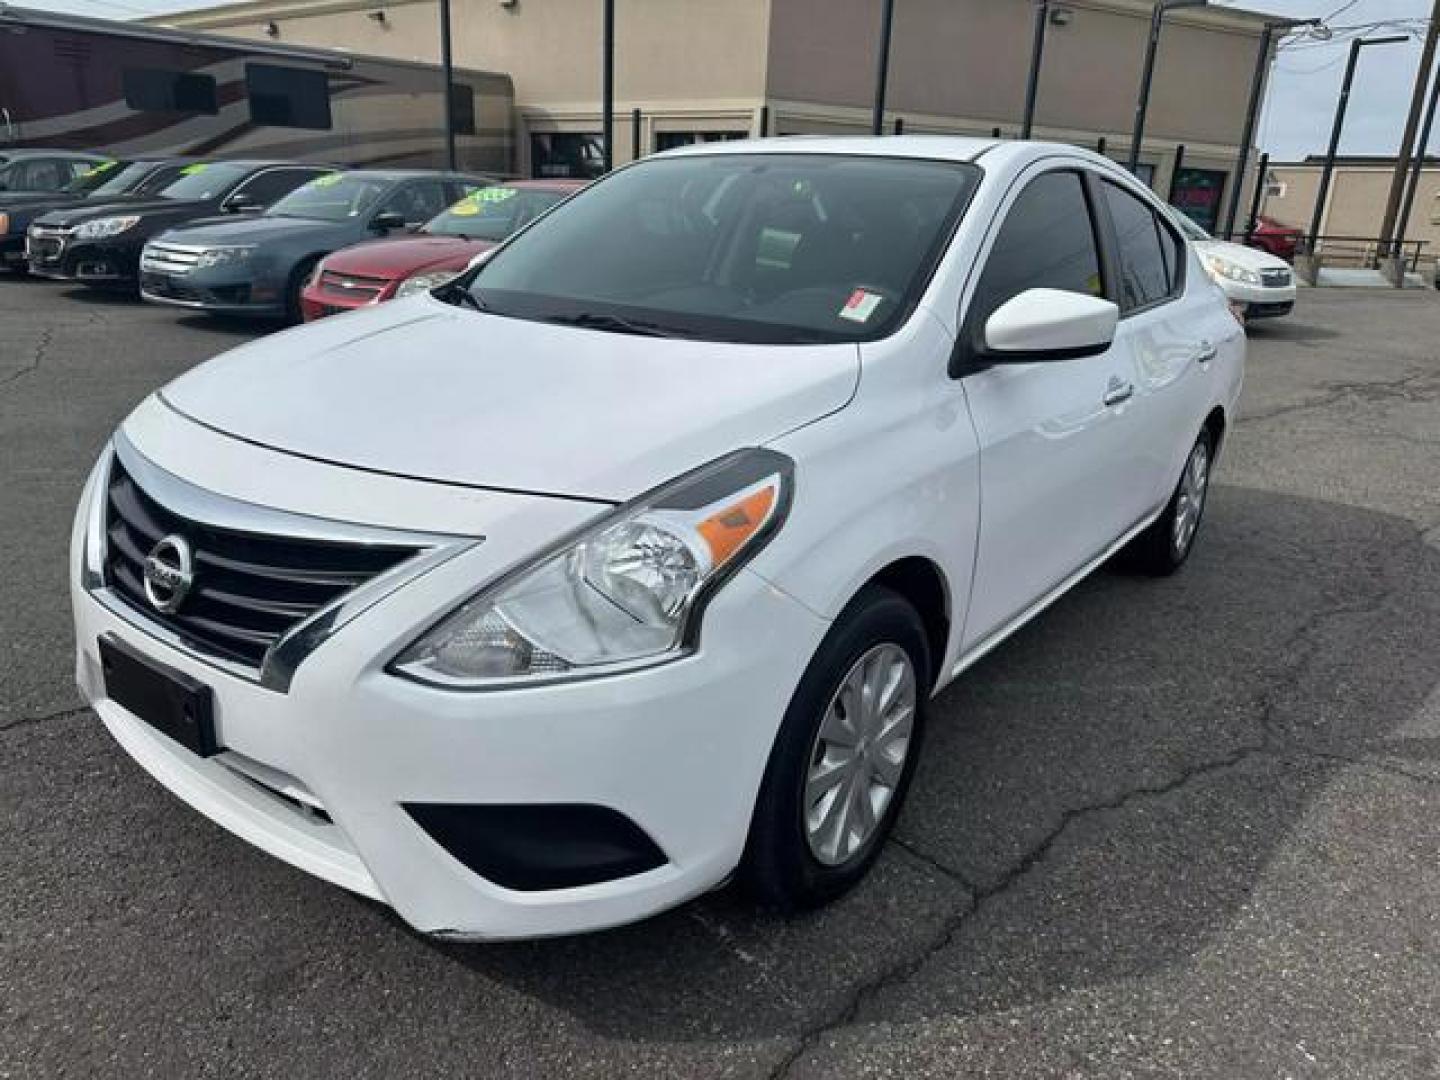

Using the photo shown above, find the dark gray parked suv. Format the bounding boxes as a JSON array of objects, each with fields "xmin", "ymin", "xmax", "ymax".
[{"xmin": 139, "ymin": 170, "xmax": 489, "ymax": 321}]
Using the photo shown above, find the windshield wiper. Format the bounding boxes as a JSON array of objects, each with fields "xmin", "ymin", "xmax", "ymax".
[{"xmin": 546, "ymin": 311, "xmax": 693, "ymax": 338}]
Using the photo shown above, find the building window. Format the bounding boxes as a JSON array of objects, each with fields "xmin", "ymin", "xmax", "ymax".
[
  {"xmin": 450, "ymin": 83, "xmax": 476, "ymax": 136},
  {"xmin": 123, "ymin": 68, "xmax": 218, "ymax": 115},
  {"xmin": 530, "ymin": 133, "xmax": 604, "ymax": 179},
  {"xmin": 1171, "ymin": 167, "xmax": 1227, "ymax": 233},
  {"xmin": 245, "ymin": 63, "xmax": 332, "ymax": 130},
  {"xmin": 654, "ymin": 131, "xmax": 746, "ymax": 152}
]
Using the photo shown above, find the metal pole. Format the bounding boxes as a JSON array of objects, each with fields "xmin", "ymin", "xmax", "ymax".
[
  {"xmin": 631, "ymin": 107, "xmax": 641, "ymax": 161},
  {"xmin": 1395, "ymin": 56, "xmax": 1440, "ymax": 271},
  {"xmin": 601, "ymin": 0, "xmax": 614, "ymax": 172},
  {"xmin": 1022, "ymin": 0, "xmax": 1050, "ymax": 139},
  {"xmin": 872, "ymin": 0, "xmax": 896, "ymax": 136},
  {"xmin": 758, "ymin": 104, "xmax": 769, "ymax": 137},
  {"xmin": 1244, "ymin": 151, "xmax": 1268, "ymax": 244},
  {"xmin": 1097, "ymin": 135, "xmax": 1107, "ymax": 156},
  {"xmin": 1379, "ymin": 0, "xmax": 1440, "ymax": 256},
  {"xmin": 1223, "ymin": 23, "xmax": 1275, "ymax": 238},
  {"xmin": 439, "ymin": 0, "xmax": 455, "ymax": 170},
  {"xmin": 894, "ymin": 116, "xmax": 905, "ymax": 135},
  {"xmin": 992, "ymin": 126, "xmax": 1002, "ymax": 138},
  {"xmin": 1167, "ymin": 143, "xmax": 1185, "ymax": 201},
  {"xmin": 1307, "ymin": 36, "xmax": 1406, "ymax": 252},
  {"xmin": 1128, "ymin": 0, "xmax": 1206, "ymax": 174}
]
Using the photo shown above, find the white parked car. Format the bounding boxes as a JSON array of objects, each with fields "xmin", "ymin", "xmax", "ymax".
[
  {"xmin": 1170, "ymin": 207, "xmax": 1296, "ymax": 320},
  {"xmin": 71, "ymin": 138, "xmax": 1244, "ymax": 940}
]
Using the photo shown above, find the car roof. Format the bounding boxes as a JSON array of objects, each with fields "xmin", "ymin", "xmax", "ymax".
[
  {"xmin": 655, "ymin": 135, "xmax": 1002, "ymax": 163},
  {"xmin": 497, "ymin": 178, "xmax": 588, "ymax": 192},
  {"xmin": 328, "ymin": 169, "xmax": 488, "ymax": 182},
  {"xmin": 0, "ymin": 148, "xmax": 111, "ymax": 162}
]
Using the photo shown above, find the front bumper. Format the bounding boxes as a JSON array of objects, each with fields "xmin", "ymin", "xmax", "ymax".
[
  {"xmin": 26, "ymin": 232, "xmax": 140, "ymax": 284},
  {"xmin": 1214, "ymin": 277, "xmax": 1297, "ymax": 316},
  {"xmin": 70, "ymin": 434, "xmax": 827, "ymax": 939},
  {"xmin": 139, "ymin": 266, "xmax": 286, "ymax": 317}
]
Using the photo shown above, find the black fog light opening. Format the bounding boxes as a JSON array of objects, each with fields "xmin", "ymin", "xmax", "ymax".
[{"xmin": 404, "ymin": 803, "xmax": 668, "ymax": 891}]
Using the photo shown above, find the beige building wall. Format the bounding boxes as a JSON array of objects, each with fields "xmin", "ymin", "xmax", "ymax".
[
  {"xmin": 1264, "ymin": 164, "xmax": 1440, "ymax": 264},
  {"xmin": 155, "ymin": 0, "xmax": 1264, "ymax": 200}
]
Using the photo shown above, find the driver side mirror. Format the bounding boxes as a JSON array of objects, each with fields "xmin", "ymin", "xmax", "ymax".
[
  {"xmin": 224, "ymin": 195, "xmax": 264, "ymax": 214},
  {"xmin": 981, "ymin": 288, "xmax": 1118, "ymax": 362},
  {"xmin": 372, "ymin": 210, "xmax": 408, "ymax": 232}
]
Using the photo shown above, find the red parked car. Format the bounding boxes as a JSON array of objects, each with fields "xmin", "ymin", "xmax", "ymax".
[
  {"xmin": 1245, "ymin": 216, "xmax": 1302, "ymax": 262},
  {"xmin": 300, "ymin": 179, "xmax": 586, "ymax": 321}
]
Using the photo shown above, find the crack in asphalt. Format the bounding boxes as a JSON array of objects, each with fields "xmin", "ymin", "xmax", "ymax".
[
  {"xmin": 0, "ymin": 704, "xmax": 88, "ymax": 735},
  {"xmin": 0, "ymin": 326, "xmax": 55, "ymax": 390},
  {"xmin": 1238, "ymin": 370, "xmax": 1439, "ymax": 426},
  {"xmin": 769, "ymin": 576, "xmax": 1405, "ymax": 1078}
]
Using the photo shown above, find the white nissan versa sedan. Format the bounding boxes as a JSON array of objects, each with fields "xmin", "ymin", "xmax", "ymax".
[{"xmin": 71, "ymin": 138, "xmax": 1243, "ymax": 940}]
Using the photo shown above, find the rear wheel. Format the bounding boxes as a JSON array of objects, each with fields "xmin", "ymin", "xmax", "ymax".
[
  {"xmin": 741, "ymin": 586, "xmax": 929, "ymax": 911},
  {"xmin": 1123, "ymin": 428, "xmax": 1213, "ymax": 575}
]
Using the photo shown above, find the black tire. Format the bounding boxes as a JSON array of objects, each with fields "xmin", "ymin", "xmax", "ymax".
[
  {"xmin": 285, "ymin": 257, "xmax": 320, "ymax": 325},
  {"xmin": 1122, "ymin": 427, "xmax": 1214, "ymax": 576},
  {"xmin": 741, "ymin": 585, "xmax": 930, "ymax": 912}
]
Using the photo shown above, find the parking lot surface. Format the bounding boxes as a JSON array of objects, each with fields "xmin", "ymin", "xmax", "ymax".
[{"xmin": 3, "ymin": 282, "xmax": 1439, "ymax": 1078}]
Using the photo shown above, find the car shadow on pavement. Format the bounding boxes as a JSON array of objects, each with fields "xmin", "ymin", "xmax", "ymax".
[{"xmin": 423, "ymin": 483, "xmax": 1440, "ymax": 1041}]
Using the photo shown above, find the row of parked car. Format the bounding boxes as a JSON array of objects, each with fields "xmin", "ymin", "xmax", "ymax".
[{"xmin": 0, "ymin": 147, "xmax": 583, "ymax": 323}]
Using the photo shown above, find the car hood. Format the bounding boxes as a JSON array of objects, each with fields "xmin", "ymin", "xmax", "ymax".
[
  {"xmin": 36, "ymin": 197, "xmax": 211, "ymax": 227},
  {"xmin": 158, "ymin": 296, "xmax": 860, "ymax": 502},
  {"xmin": 160, "ymin": 214, "xmax": 351, "ymax": 248},
  {"xmin": 1191, "ymin": 238, "xmax": 1290, "ymax": 272},
  {"xmin": 324, "ymin": 234, "xmax": 489, "ymax": 278}
]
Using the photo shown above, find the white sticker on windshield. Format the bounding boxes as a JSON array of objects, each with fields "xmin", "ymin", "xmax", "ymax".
[{"xmin": 839, "ymin": 288, "xmax": 882, "ymax": 323}]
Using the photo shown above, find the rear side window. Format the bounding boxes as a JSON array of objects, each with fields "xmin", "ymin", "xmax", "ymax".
[
  {"xmin": 968, "ymin": 170, "xmax": 1103, "ymax": 331},
  {"xmin": 230, "ymin": 167, "xmax": 332, "ymax": 208},
  {"xmin": 246, "ymin": 64, "xmax": 332, "ymax": 130},
  {"xmin": 1099, "ymin": 181, "xmax": 1177, "ymax": 311}
]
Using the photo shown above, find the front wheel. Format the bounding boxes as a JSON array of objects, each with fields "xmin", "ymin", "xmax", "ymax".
[
  {"xmin": 1123, "ymin": 428, "xmax": 1213, "ymax": 575},
  {"xmin": 741, "ymin": 586, "xmax": 929, "ymax": 911}
]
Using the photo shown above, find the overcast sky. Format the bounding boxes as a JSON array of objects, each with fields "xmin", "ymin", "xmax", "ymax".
[{"xmin": 20, "ymin": 0, "xmax": 1436, "ymax": 162}]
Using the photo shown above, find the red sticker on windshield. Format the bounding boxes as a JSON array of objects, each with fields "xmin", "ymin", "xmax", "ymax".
[{"xmin": 840, "ymin": 288, "xmax": 882, "ymax": 323}]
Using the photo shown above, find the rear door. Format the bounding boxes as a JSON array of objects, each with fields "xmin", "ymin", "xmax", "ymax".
[
  {"xmin": 957, "ymin": 164, "xmax": 1141, "ymax": 651},
  {"xmin": 1091, "ymin": 176, "xmax": 1219, "ymax": 519}
]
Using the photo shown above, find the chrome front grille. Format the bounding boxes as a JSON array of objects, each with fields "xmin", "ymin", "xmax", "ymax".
[
  {"xmin": 26, "ymin": 225, "xmax": 69, "ymax": 262},
  {"xmin": 1260, "ymin": 268, "xmax": 1292, "ymax": 287},
  {"xmin": 319, "ymin": 269, "xmax": 388, "ymax": 301},
  {"xmin": 141, "ymin": 242, "xmax": 206, "ymax": 276},
  {"xmin": 103, "ymin": 459, "xmax": 420, "ymax": 671}
]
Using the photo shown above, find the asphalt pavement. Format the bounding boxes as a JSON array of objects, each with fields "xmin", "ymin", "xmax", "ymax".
[{"xmin": 2, "ymin": 281, "xmax": 1438, "ymax": 1078}]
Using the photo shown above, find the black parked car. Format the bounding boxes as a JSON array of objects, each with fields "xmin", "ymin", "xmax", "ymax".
[
  {"xmin": 139, "ymin": 169, "xmax": 488, "ymax": 321},
  {"xmin": 26, "ymin": 160, "xmax": 337, "ymax": 290},
  {"xmin": 0, "ymin": 149, "xmax": 111, "ymax": 193},
  {"xmin": 1, "ymin": 158, "xmax": 190, "ymax": 274}
]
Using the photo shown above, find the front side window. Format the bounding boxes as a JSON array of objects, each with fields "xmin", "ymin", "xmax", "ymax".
[
  {"xmin": 466, "ymin": 154, "xmax": 979, "ymax": 345},
  {"xmin": 61, "ymin": 159, "xmax": 126, "ymax": 195},
  {"xmin": 265, "ymin": 173, "xmax": 389, "ymax": 221},
  {"xmin": 967, "ymin": 170, "xmax": 1103, "ymax": 333},
  {"xmin": 246, "ymin": 64, "xmax": 332, "ymax": 130},
  {"xmin": 375, "ymin": 180, "xmax": 449, "ymax": 225},
  {"xmin": 425, "ymin": 185, "xmax": 570, "ymax": 241},
  {"xmin": 1100, "ymin": 181, "xmax": 1175, "ymax": 310}
]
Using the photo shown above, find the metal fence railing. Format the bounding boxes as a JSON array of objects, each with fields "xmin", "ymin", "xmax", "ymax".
[{"xmin": 1299, "ymin": 236, "xmax": 1429, "ymax": 273}]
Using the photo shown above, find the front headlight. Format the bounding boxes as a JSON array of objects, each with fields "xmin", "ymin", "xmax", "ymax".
[
  {"xmin": 74, "ymin": 215, "xmax": 140, "ymax": 240},
  {"xmin": 392, "ymin": 448, "xmax": 793, "ymax": 688},
  {"xmin": 394, "ymin": 270, "xmax": 459, "ymax": 298},
  {"xmin": 1203, "ymin": 254, "xmax": 1262, "ymax": 286},
  {"xmin": 194, "ymin": 245, "xmax": 255, "ymax": 269}
]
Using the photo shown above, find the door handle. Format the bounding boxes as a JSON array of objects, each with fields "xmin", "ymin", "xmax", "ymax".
[
  {"xmin": 1193, "ymin": 340, "xmax": 1218, "ymax": 365},
  {"xmin": 1103, "ymin": 379, "xmax": 1134, "ymax": 407}
]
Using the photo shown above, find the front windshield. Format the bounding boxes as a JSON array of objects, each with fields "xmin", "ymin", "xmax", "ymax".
[
  {"xmin": 62, "ymin": 160, "xmax": 126, "ymax": 195},
  {"xmin": 156, "ymin": 161, "xmax": 251, "ymax": 201},
  {"xmin": 425, "ymin": 185, "xmax": 570, "ymax": 241},
  {"xmin": 266, "ymin": 173, "xmax": 389, "ymax": 221},
  {"xmin": 1170, "ymin": 207, "xmax": 1211, "ymax": 242},
  {"xmin": 465, "ymin": 154, "xmax": 979, "ymax": 344}
]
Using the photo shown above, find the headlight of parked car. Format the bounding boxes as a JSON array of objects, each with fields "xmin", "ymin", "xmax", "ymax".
[
  {"xmin": 74, "ymin": 216, "xmax": 141, "ymax": 240},
  {"xmin": 194, "ymin": 246, "xmax": 255, "ymax": 269},
  {"xmin": 394, "ymin": 270, "xmax": 460, "ymax": 298},
  {"xmin": 392, "ymin": 448, "xmax": 794, "ymax": 688},
  {"xmin": 1202, "ymin": 254, "xmax": 1263, "ymax": 286}
]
